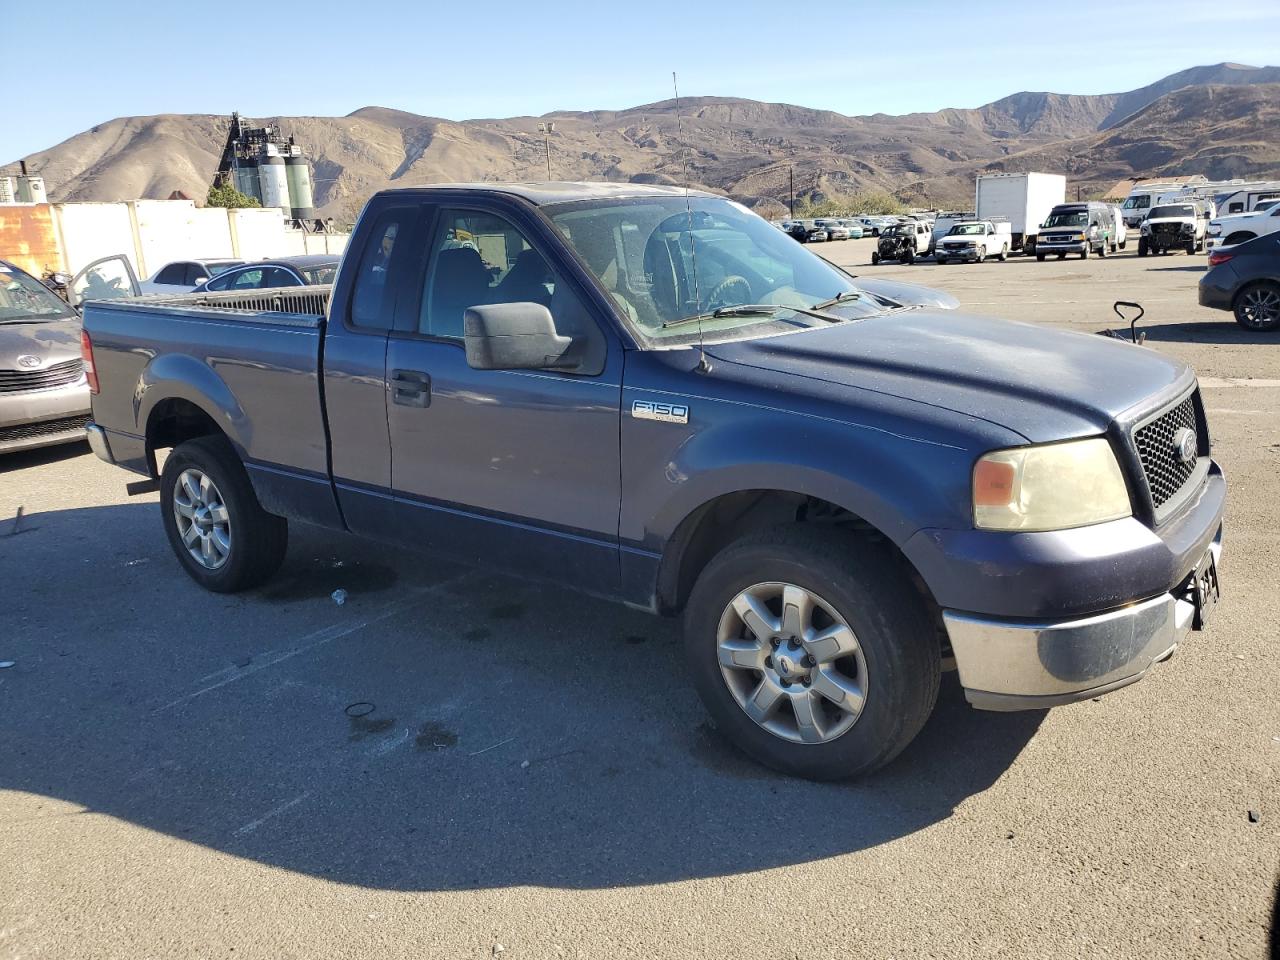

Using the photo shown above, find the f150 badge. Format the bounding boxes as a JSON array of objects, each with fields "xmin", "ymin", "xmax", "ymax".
[{"xmin": 632, "ymin": 399, "xmax": 689, "ymax": 424}]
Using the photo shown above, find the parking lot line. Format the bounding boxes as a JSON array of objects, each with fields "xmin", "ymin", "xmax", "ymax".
[
  {"xmin": 152, "ymin": 585, "xmax": 454, "ymax": 715},
  {"xmin": 232, "ymin": 790, "xmax": 315, "ymax": 837}
]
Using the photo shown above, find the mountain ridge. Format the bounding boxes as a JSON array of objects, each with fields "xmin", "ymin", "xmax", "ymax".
[{"xmin": 10, "ymin": 63, "xmax": 1280, "ymax": 217}]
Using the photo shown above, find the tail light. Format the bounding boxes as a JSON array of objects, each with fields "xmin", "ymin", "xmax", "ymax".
[
  {"xmin": 80, "ymin": 329, "xmax": 99, "ymax": 395},
  {"xmin": 1207, "ymin": 251, "xmax": 1234, "ymax": 267}
]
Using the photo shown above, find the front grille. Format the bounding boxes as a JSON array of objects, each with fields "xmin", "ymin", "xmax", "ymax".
[
  {"xmin": 0, "ymin": 359, "xmax": 83, "ymax": 394},
  {"xmin": 1133, "ymin": 393, "xmax": 1201, "ymax": 510},
  {"xmin": 1151, "ymin": 223, "xmax": 1183, "ymax": 239},
  {"xmin": 0, "ymin": 414, "xmax": 90, "ymax": 444}
]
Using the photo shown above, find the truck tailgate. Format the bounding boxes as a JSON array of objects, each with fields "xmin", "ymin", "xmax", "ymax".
[{"xmin": 84, "ymin": 292, "xmax": 330, "ymax": 483}]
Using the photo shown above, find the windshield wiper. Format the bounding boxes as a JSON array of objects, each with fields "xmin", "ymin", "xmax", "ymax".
[
  {"xmin": 661, "ymin": 303, "xmax": 842, "ymax": 329},
  {"xmin": 810, "ymin": 291, "xmax": 863, "ymax": 310}
]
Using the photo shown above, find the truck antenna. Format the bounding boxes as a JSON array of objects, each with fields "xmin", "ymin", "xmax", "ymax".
[{"xmin": 673, "ymin": 71, "xmax": 711, "ymax": 374}]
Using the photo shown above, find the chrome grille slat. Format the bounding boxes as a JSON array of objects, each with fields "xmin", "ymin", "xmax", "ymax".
[
  {"xmin": 0, "ymin": 359, "xmax": 83, "ymax": 394},
  {"xmin": 1133, "ymin": 393, "xmax": 1199, "ymax": 510}
]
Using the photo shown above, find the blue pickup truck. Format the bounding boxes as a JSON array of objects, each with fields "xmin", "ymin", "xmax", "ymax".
[{"xmin": 82, "ymin": 183, "xmax": 1225, "ymax": 779}]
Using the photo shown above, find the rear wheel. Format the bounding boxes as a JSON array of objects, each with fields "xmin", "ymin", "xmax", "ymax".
[
  {"xmin": 160, "ymin": 436, "xmax": 288, "ymax": 592},
  {"xmin": 1234, "ymin": 282, "xmax": 1280, "ymax": 332},
  {"xmin": 683, "ymin": 526, "xmax": 941, "ymax": 780},
  {"xmin": 997, "ymin": 245, "xmax": 1008, "ymax": 262}
]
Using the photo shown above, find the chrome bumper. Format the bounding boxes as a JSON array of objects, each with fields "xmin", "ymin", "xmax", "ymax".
[
  {"xmin": 85, "ymin": 422, "xmax": 114, "ymax": 464},
  {"xmin": 944, "ymin": 540, "xmax": 1221, "ymax": 711}
]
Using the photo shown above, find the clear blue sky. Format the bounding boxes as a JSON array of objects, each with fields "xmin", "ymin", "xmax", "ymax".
[{"xmin": 4, "ymin": 0, "xmax": 1278, "ymax": 161}]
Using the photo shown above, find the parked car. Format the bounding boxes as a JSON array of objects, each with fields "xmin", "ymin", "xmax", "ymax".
[
  {"xmin": 872, "ymin": 221, "xmax": 931, "ymax": 264},
  {"xmin": 82, "ymin": 182, "xmax": 1225, "ymax": 781},
  {"xmin": 1199, "ymin": 232, "xmax": 1280, "ymax": 331},
  {"xmin": 140, "ymin": 259, "xmax": 244, "ymax": 295},
  {"xmin": 193, "ymin": 255, "xmax": 341, "ymax": 292},
  {"xmin": 1036, "ymin": 203, "xmax": 1112, "ymax": 260},
  {"xmin": 1205, "ymin": 199, "xmax": 1280, "ymax": 252},
  {"xmin": 1138, "ymin": 202, "xmax": 1210, "ymax": 257},
  {"xmin": 933, "ymin": 220, "xmax": 1012, "ymax": 263},
  {"xmin": 838, "ymin": 219, "xmax": 864, "ymax": 239},
  {"xmin": 929, "ymin": 212, "xmax": 977, "ymax": 255},
  {"xmin": 855, "ymin": 217, "xmax": 883, "ymax": 237},
  {"xmin": 0, "ymin": 259, "xmax": 91, "ymax": 453},
  {"xmin": 815, "ymin": 219, "xmax": 850, "ymax": 241}
]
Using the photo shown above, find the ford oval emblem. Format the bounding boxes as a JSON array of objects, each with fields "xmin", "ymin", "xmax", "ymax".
[
  {"xmin": 16, "ymin": 355, "xmax": 42, "ymax": 369},
  {"xmin": 1173, "ymin": 427, "xmax": 1197, "ymax": 465}
]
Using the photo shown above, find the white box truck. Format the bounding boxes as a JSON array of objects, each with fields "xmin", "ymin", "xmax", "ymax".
[{"xmin": 975, "ymin": 172, "xmax": 1067, "ymax": 256}]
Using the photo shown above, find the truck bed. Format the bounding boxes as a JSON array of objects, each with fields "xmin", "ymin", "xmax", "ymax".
[{"xmin": 83, "ymin": 287, "xmax": 333, "ymax": 488}]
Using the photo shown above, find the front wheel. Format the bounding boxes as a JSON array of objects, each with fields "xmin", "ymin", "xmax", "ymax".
[
  {"xmin": 1138, "ymin": 238, "xmax": 1149, "ymax": 257},
  {"xmin": 1036, "ymin": 253, "xmax": 1046, "ymax": 262},
  {"xmin": 871, "ymin": 251, "xmax": 880, "ymax": 265},
  {"xmin": 1234, "ymin": 281, "xmax": 1280, "ymax": 332},
  {"xmin": 160, "ymin": 436, "xmax": 288, "ymax": 592},
  {"xmin": 683, "ymin": 526, "xmax": 941, "ymax": 780},
  {"xmin": 903, "ymin": 249, "xmax": 915, "ymax": 264}
]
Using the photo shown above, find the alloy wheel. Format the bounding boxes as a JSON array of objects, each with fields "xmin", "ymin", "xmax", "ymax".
[
  {"xmin": 173, "ymin": 468, "xmax": 231, "ymax": 569},
  {"xmin": 1238, "ymin": 286, "xmax": 1280, "ymax": 330},
  {"xmin": 715, "ymin": 582, "xmax": 868, "ymax": 744}
]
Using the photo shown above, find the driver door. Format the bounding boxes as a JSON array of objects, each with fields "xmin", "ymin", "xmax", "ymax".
[{"xmin": 382, "ymin": 202, "xmax": 625, "ymax": 597}]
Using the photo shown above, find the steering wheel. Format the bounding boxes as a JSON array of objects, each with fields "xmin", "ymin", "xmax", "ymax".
[{"xmin": 707, "ymin": 275, "xmax": 752, "ymax": 309}]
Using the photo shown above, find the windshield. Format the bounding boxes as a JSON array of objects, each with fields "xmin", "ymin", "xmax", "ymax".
[
  {"xmin": 0, "ymin": 263, "xmax": 77, "ymax": 323},
  {"xmin": 544, "ymin": 196, "xmax": 891, "ymax": 346},
  {"xmin": 300, "ymin": 264, "xmax": 338, "ymax": 284},
  {"xmin": 1122, "ymin": 195, "xmax": 1152, "ymax": 210},
  {"xmin": 947, "ymin": 224, "xmax": 986, "ymax": 236},
  {"xmin": 1043, "ymin": 210, "xmax": 1088, "ymax": 228},
  {"xmin": 885, "ymin": 224, "xmax": 913, "ymax": 237},
  {"xmin": 1150, "ymin": 205, "xmax": 1194, "ymax": 219}
]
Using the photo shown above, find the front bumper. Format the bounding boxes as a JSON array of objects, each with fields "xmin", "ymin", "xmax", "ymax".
[
  {"xmin": 1038, "ymin": 241, "xmax": 1086, "ymax": 255},
  {"xmin": 0, "ymin": 381, "xmax": 91, "ymax": 454},
  {"xmin": 927, "ymin": 464, "xmax": 1225, "ymax": 710},
  {"xmin": 936, "ymin": 247, "xmax": 981, "ymax": 261}
]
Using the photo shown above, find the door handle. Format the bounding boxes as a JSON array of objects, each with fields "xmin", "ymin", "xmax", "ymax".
[{"xmin": 391, "ymin": 369, "xmax": 431, "ymax": 408}]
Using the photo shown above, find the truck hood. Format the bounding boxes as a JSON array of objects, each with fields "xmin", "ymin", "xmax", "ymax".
[
  {"xmin": 0, "ymin": 317, "xmax": 83, "ymax": 369},
  {"xmin": 1144, "ymin": 216, "xmax": 1193, "ymax": 227},
  {"xmin": 705, "ymin": 309, "xmax": 1190, "ymax": 443}
]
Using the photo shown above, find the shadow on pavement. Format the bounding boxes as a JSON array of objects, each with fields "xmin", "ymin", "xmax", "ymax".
[
  {"xmin": 1107, "ymin": 320, "xmax": 1271, "ymax": 345},
  {"xmin": 0, "ymin": 441, "xmax": 89, "ymax": 475},
  {"xmin": 1, "ymin": 503, "xmax": 1044, "ymax": 891}
]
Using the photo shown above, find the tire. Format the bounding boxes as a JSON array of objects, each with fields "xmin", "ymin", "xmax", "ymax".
[
  {"xmin": 1120, "ymin": 240, "xmax": 1127, "ymax": 250},
  {"xmin": 1184, "ymin": 241, "xmax": 1195, "ymax": 255},
  {"xmin": 1036, "ymin": 253, "xmax": 1046, "ymax": 262},
  {"xmin": 1233, "ymin": 281, "xmax": 1280, "ymax": 332},
  {"xmin": 998, "ymin": 245, "xmax": 1008, "ymax": 262},
  {"xmin": 160, "ymin": 435, "xmax": 288, "ymax": 593},
  {"xmin": 1080, "ymin": 244, "xmax": 1089, "ymax": 260},
  {"xmin": 903, "ymin": 249, "xmax": 915, "ymax": 264},
  {"xmin": 1110, "ymin": 241, "xmax": 1118, "ymax": 254},
  {"xmin": 1098, "ymin": 241, "xmax": 1107, "ymax": 258},
  {"xmin": 1138, "ymin": 238, "xmax": 1149, "ymax": 257},
  {"xmin": 682, "ymin": 525, "xmax": 941, "ymax": 780},
  {"xmin": 871, "ymin": 251, "xmax": 880, "ymax": 265}
]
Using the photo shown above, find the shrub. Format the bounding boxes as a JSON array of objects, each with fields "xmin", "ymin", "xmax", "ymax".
[{"xmin": 205, "ymin": 181, "xmax": 261, "ymax": 209}]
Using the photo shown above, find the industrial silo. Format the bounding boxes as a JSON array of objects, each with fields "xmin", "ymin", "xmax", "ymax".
[
  {"xmin": 257, "ymin": 145, "xmax": 291, "ymax": 211},
  {"xmin": 285, "ymin": 152, "xmax": 315, "ymax": 220},
  {"xmin": 233, "ymin": 159, "xmax": 262, "ymax": 202}
]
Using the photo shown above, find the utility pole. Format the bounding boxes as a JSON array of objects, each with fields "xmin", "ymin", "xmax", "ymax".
[
  {"xmin": 789, "ymin": 165, "xmax": 795, "ymax": 218},
  {"xmin": 537, "ymin": 122, "xmax": 555, "ymax": 181}
]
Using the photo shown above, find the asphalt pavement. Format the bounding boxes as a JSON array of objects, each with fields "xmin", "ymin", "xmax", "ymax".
[{"xmin": 1, "ymin": 239, "xmax": 1277, "ymax": 959}]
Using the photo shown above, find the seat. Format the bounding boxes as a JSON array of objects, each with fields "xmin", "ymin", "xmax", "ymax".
[
  {"xmin": 429, "ymin": 247, "xmax": 494, "ymax": 338},
  {"xmin": 495, "ymin": 248, "xmax": 553, "ymax": 305}
]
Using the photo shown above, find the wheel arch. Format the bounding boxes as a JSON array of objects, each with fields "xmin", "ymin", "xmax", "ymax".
[{"xmin": 139, "ymin": 355, "xmax": 245, "ymax": 477}]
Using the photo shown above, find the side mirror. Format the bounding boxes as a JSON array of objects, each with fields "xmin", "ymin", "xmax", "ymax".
[{"xmin": 464, "ymin": 302, "xmax": 576, "ymax": 372}]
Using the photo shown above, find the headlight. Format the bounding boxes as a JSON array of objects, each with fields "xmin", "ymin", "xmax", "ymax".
[
  {"xmin": 1140, "ymin": 224, "xmax": 1150, "ymax": 234},
  {"xmin": 973, "ymin": 438, "xmax": 1131, "ymax": 532},
  {"xmin": 1181, "ymin": 223, "xmax": 1194, "ymax": 234},
  {"xmin": 1208, "ymin": 224, "xmax": 1221, "ymax": 236}
]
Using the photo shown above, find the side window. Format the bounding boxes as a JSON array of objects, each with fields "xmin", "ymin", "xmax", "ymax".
[
  {"xmin": 185, "ymin": 264, "xmax": 209, "ymax": 286},
  {"xmin": 204, "ymin": 271, "xmax": 235, "ymax": 291},
  {"xmin": 261, "ymin": 268, "xmax": 301, "ymax": 289},
  {"xmin": 417, "ymin": 208, "xmax": 605, "ymax": 374},
  {"xmin": 418, "ymin": 209, "xmax": 556, "ymax": 340},
  {"xmin": 230, "ymin": 269, "xmax": 265, "ymax": 290},
  {"xmin": 156, "ymin": 263, "xmax": 187, "ymax": 285},
  {"xmin": 350, "ymin": 211, "xmax": 412, "ymax": 330}
]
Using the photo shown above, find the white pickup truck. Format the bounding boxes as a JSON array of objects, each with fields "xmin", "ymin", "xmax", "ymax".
[
  {"xmin": 933, "ymin": 220, "xmax": 1012, "ymax": 263},
  {"xmin": 1206, "ymin": 200, "xmax": 1280, "ymax": 251}
]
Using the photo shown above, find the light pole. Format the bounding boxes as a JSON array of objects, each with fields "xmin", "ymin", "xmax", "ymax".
[{"xmin": 537, "ymin": 122, "xmax": 555, "ymax": 181}]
